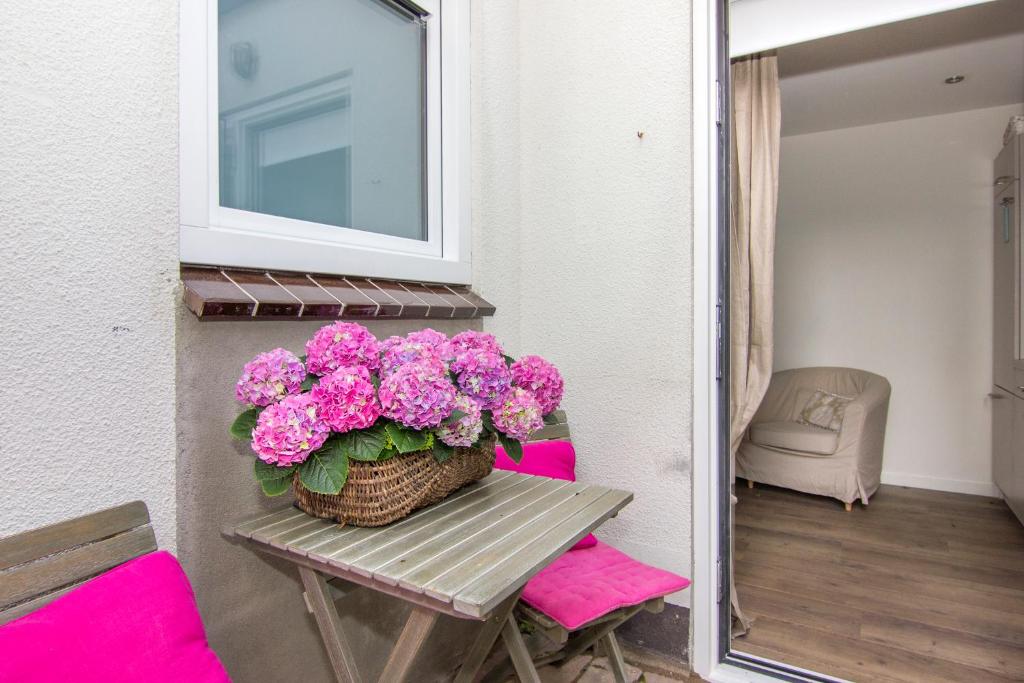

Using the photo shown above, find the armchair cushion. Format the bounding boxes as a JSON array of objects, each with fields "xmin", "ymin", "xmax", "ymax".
[
  {"xmin": 749, "ymin": 420, "xmax": 839, "ymax": 455},
  {"xmin": 798, "ymin": 389, "xmax": 853, "ymax": 432}
]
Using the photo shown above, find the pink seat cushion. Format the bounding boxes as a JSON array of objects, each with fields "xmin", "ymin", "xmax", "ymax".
[
  {"xmin": 521, "ymin": 541, "xmax": 691, "ymax": 630},
  {"xmin": 0, "ymin": 551, "xmax": 230, "ymax": 683},
  {"xmin": 495, "ymin": 439, "xmax": 596, "ymax": 549}
]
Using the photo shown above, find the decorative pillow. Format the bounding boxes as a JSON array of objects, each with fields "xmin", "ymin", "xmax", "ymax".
[
  {"xmin": 799, "ymin": 389, "xmax": 853, "ymax": 432},
  {"xmin": 0, "ymin": 551, "xmax": 230, "ymax": 683},
  {"xmin": 495, "ymin": 439, "xmax": 597, "ymax": 550}
]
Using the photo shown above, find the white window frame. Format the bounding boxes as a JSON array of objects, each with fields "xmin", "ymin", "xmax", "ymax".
[{"xmin": 179, "ymin": 0, "xmax": 472, "ymax": 284}]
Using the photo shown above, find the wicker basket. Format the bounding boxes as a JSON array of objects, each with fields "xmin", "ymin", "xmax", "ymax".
[{"xmin": 292, "ymin": 438, "xmax": 496, "ymax": 527}]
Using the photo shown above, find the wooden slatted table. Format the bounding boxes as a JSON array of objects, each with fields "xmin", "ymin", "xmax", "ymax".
[{"xmin": 230, "ymin": 470, "xmax": 632, "ymax": 683}]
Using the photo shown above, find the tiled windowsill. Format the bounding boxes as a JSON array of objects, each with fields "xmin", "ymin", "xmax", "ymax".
[{"xmin": 181, "ymin": 265, "xmax": 495, "ymax": 321}]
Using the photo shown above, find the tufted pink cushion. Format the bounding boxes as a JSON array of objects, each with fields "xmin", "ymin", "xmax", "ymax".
[
  {"xmin": 495, "ymin": 439, "xmax": 596, "ymax": 549},
  {"xmin": 521, "ymin": 541, "xmax": 691, "ymax": 630},
  {"xmin": 0, "ymin": 551, "xmax": 229, "ymax": 683}
]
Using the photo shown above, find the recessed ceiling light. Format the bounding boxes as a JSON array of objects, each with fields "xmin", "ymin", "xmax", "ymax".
[{"xmin": 944, "ymin": 75, "xmax": 965, "ymax": 84}]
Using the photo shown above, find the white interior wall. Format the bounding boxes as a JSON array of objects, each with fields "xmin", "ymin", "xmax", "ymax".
[
  {"xmin": 0, "ymin": 2, "xmax": 179, "ymax": 547},
  {"xmin": 474, "ymin": 0, "xmax": 694, "ymax": 604},
  {"xmin": 729, "ymin": 0, "xmax": 998, "ymax": 57},
  {"xmin": 774, "ymin": 103, "xmax": 1024, "ymax": 496}
]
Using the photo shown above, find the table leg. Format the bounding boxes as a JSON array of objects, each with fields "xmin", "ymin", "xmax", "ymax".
[
  {"xmin": 502, "ymin": 614, "xmax": 542, "ymax": 683},
  {"xmin": 453, "ymin": 593, "xmax": 520, "ymax": 683},
  {"xmin": 377, "ymin": 606, "xmax": 440, "ymax": 683},
  {"xmin": 299, "ymin": 567, "xmax": 363, "ymax": 683}
]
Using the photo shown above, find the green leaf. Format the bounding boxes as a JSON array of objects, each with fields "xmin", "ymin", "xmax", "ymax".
[
  {"xmin": 230, "ymin": 408, "xmax": 260, "ymax": 441},
  {"xmin": 370, "ymin": 373, "xmax": 381, "ymax": 391},
  {"xmin": 433, "ymin": 441, "xmax": 455, "ymax": 463},
  {"xmin": 481, "ymin": 411, "xmax": 496, "ymax": 434},
  {"xmin": 298, "ymin": 443, "xmax": 349, "ymax": 494},
  {"xmin": 299, "ymin": 354, "xmax": 307, "ymax": 364},
  {"xmin": 503, "ymin": 354, "xmax": 516, "ymax": 368},
  {"xmin": 444, "ymin": 409, "xmax": 468, "ymax": 424},
  {"xmin": 497, "ymin": 432, "xmax": 524, "ymax": 463},
  {"xmin": 543, "ymin": 412, "xmax": 560, "ymax": 426},
  {"xmin": 336, "ymin": 423, "xmax": 388, "ymax": 461},
  {"xmin": 300, "ymin": 373, "xmax": 319, "ymax": 392},
  {"xmin": 254, "ymin": 460, "xmax": 293, "ymax": 497},
  {"xmin": 377, "ymin": 445, "xmax": 398, "ymax": 461},
  {"xmin": 384, "ymin": 422, "xmax": 432, "ymax": 454}
]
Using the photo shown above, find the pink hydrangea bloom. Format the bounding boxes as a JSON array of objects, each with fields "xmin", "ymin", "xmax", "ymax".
[
  {"xmin": 451, "ymin": 350, "xmax": 512, "ymax": 410},
  {"xmin": 305, "ymin": 322, "xmax": 380, "ymax": 376},
  {"xmin": 250, "ymin": 394, "xmax": 329, "ymax": 467},
  {"xmin": 235, "ymin": 348, "xmax": 306, "ymax": 407},
  {"xmin": 379, "ymin": 363, "xmax": 457, "ymax": 429},
  {"xmin": 310, "ymin": 366, "xmax": 381, "ymax": 433},
  {"xmin": 510, "ymin": 355, "xmax": 564, "ymax": 415},
  {"xmin": 379, "ymin": 337, "xmax": 445, "ymax": 376},
  {"xmin": 492, "ymin": 388, "xmax": 544, "ymax": 442},
  {"xmin": 449, "ymin": 330, "xmax": 504, "ymax": 358},
  {"xmin": 436, "ymin": 393, "xmax": 484, "ymax": 448},
  {"xmin": 406, "ymin": 328, "xmax": 452, "ymax": 359}
]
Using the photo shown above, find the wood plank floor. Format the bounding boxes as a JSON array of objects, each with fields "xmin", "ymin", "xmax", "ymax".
[{"xmin": 732, "ymin": 482, "xmax": 1024, "ymax": 682}]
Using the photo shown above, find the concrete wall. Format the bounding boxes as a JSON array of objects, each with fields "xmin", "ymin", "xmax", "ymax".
[
  {"xmin": 473, "ymin": 0, "xmax": 694, "ymax": 604},
  {"xmin": 176, "ymin": 317, "xmax": 484, "ymax": 682},
  {"xmin": 775, "ymin": 103, "xmax": 1024, "ymax": 496},
  {"xmin": 0, "ymin": 1, "xmax": 179, "ymax": 549}
]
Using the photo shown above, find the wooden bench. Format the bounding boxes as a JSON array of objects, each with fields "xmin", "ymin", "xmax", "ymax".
[
  {"xmin": 0, "ymin": 501, "xmax": 156, "ymax": 625},
  {"xmin": 499, "ymin": 411, "xmax": 666, "ymax": 683}
]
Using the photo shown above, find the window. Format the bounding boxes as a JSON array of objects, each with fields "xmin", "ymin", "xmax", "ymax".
[{"xmin": 180, "ymin": 0, "xmax": 470, "ymax": 283}]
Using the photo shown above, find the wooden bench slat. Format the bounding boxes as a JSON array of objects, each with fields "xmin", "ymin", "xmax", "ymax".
[
  {"xmin": 366, "ymin": 478, "xmax": 571, "ymax": 586},
  {"xmin": 233, "ymin": 508, "xmax": 306, "ymax": 539},
  {"xmin": 528, "ymin": 422, "xmax": 571, "ymax": 442},
  {"xmin": 393, "ymin": 480, "xmax": 582, "ymax": 592},
  {"xmin": 0, "ymin": 580, "xmax": 87, "ymax": 626},
  {"xmin": 451, "ymin": 489, "xmax": 633, "ymax": 617},
  {"xmin": 0, "ymin": 501, "xmax": 149, "ymax": 571},
  {"xmin": 0, "ymin": 524, "xmax": 157, "ymax": 610},
  {"xmin": 265, "ymin": 517, "xmax": 340, "ymax": 550},
  {"xmin": 422, "ymin": 484, "xmax": 614, "ymax": 605}
]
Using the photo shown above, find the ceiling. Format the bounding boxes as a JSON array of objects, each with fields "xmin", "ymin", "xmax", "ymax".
[{"xmin": 777, "ymin": 0, "xmax": 1024, "ymax": 136}]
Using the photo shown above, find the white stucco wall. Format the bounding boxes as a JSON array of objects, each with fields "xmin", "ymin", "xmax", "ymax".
[
  {"xmin": 474, "ymin": 0, "xmax": 694, "ymax": 605},
  {"xmin": 775, "ymin": 103, "xmax": 1023, "ymax": 496},
  {"xmin": 0, "ymin": 2, "xmax": 179, "ymax": 548}
]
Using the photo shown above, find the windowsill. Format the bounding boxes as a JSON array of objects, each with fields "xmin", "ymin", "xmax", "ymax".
[{"xmin": 180, "ymin": 265, "xmax": 494, "ymax": 321}]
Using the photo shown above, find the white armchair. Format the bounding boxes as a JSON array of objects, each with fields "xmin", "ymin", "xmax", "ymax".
[{"xmin": 736, "ymin": 367, "xmax": 891, "ymax": 508}]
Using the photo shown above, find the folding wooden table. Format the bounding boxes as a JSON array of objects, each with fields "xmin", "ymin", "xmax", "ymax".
[{"xmin": 230, "ymin": 470, "xmax": 633, "ymax": 683}]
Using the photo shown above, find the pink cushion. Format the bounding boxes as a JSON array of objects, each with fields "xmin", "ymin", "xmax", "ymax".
[
  {"xmin": 0, "ymin": 551, "xmax": 229, "ymax": 683},
  {"xmin": 495, "ymin": 439, "xmax": 596, "ymax": 549},
  {"xmin": 521, "ymin": 541, "xmax": 691, "ymax": 630}
]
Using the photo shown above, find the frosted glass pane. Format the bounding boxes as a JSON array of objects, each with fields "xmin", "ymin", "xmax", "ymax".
[{"xmin": 218, "ymin": 0, "xmax": 426, "ymax": 240}]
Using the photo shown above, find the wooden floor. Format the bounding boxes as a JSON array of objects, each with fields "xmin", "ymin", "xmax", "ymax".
[{"xmin": 732, "ymin": 482, "xmax": 1024, "ymax": 682}]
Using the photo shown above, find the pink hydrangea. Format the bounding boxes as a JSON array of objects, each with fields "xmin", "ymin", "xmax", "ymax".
[
  {"xmin": 436, "ymin": 393, "xmax": 484, "ymax": 448},
  {"xmin": 449, "ymin": 330, "xmax": 504, "ymax": 358},
  {"xmin": 406, "ymin": 328, "xmax": 452, "ymax": 359},
  {"xmin": 510, "ymin": 355, "xmax": 564, "ymax": 415},
  {"xmin": 451, "ymin": 350, "xmax": 512, "ymax": 410},
  {"xmin": 379, "ymin": 363, "xmax": 457, "ymax": 429},
  {"xmin": 310, "ymin": 366, "xmax": 381, "ymax": 433},
  {"xmin": 235, "ymin": 348, "xmax": 306, "ymax": 407},
  {"xmin": 492, "ymin": 388, "xmax": 544, "ymax": 442},
  {"xmin": 250, "ymin": 394, "xmax": 329, "ymax": 467},
  {"xmin": 379, "ymin": 337, "xmax": 445, "ymax": 376},
  {"xmin": 305, "ymin": 322, "xmax": 380, "ymax": 376}
]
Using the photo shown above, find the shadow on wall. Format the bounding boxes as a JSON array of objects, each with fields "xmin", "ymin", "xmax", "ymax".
[{"xmin": 175, "ymin": 310, "xmax": 486, "ymax": 682}]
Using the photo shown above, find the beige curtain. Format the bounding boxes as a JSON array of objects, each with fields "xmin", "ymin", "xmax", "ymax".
[{"xmin": 729, "ymin": 53, "xmax": 781, "ymax": 636}]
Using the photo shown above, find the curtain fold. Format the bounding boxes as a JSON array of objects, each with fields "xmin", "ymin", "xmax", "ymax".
[{"xmin": 729, "ymin": 53, "xmax": 781, "ymax": 637}]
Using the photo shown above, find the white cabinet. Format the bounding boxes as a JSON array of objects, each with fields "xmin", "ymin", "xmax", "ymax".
[{"xmin": 994, "ymin": 132, "xmax": 1024, "ymax": 526}]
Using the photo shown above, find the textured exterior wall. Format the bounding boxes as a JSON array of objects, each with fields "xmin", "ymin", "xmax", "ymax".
[
  {"xmin": 473, "ymin": 0, "xmax": 694, "ymax": 604},
  {"xmin": 176, "ymin": 317, "xmax": 485, "ymax": 682},
  {"xmin": 0, "ymin": 2, "xmax": 179, "ymax": 548}
]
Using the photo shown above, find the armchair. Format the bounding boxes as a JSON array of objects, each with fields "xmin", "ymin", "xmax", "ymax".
[{"xmin": 736, "ymin": 367, "xmax": 891, "ymax": 508}]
